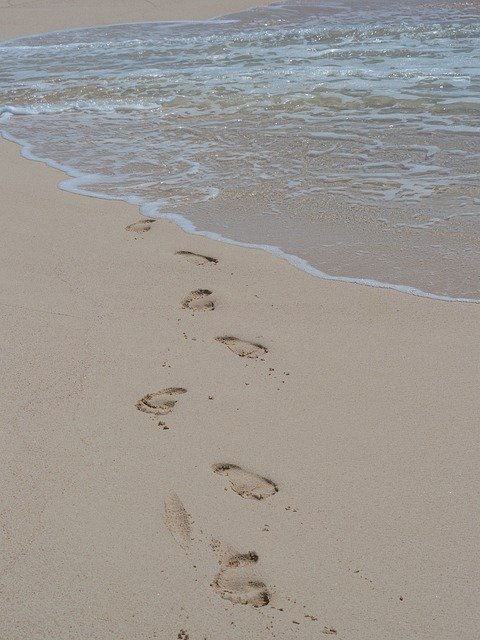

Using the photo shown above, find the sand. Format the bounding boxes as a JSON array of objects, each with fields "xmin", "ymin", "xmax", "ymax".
[{"xmin": 1, "ymin": 1, "xmax": 479, "ymax": 639}]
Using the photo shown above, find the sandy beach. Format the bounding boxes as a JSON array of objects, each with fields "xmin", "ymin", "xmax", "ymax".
[{"xmin": 1, "ymin": 1, "xmax": 480, "ymax": 638}]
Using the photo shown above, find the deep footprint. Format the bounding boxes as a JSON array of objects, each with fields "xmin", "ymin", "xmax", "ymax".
[
  {"xmin": 211, "ymin": 543, "xmax": 270, "ymax": 608},
  {"xmin": 136, "ymin": 387, "xmax": 187, "ymax": 415},
  {"xmin": 215, "ymin": 336, "xmax": 267, "ymax": 358},
  {"xmin": 176, "ymin": 250, "xmax": 218, "ymax": 265},
  {"xmin": 125, "ymin": 218, "xmax": 156, "ymax": 233},
  {"xmin": 182, "ymin": 289, "xmax": 215, "ymax": 311},
  {"xmin": 212, "ymin": 574, "xmax": 270, "ymax": 608},
  {"xmin": 212, "ymin": 463, "xmax": 278, "ymax": 500},
  {"xmin": 164, "ymin": 492, "xmax": 192, "ymax": 551}
]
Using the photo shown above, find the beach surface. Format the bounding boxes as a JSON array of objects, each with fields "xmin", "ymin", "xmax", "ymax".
[{"xmin": 1, "ymin": 1, "xmax": 479, "ymax": 638}]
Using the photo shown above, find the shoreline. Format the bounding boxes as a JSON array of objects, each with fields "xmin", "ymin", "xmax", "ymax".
[
  {"xmin": 1, "ymin": 2, "xmax": 480, "ymax": 639},
  {"xmin": 0, "ymin": 0, "xmax": 266, "ymax": 40},
  {"xmin": 2, "ymin": 124, "xmax": 477, "ymax": 305}
]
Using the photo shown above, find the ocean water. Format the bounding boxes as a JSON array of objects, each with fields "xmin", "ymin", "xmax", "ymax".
[{"xmin": 0, "ymin": 0, "xmax": 479, "ymax": 300}]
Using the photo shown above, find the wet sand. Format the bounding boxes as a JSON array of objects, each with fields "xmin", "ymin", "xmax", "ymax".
[{"xmin": 1, "ymin": 1, "xmax": 480, "ymax": 638}]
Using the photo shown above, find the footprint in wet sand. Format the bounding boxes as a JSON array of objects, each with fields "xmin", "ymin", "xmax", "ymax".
[
  {"xmin": 215, "ymin": 336, "xmax": 267, "ymax": 358},
  {"xmin": 136, "ymin": 387, "xmax": 187, "ymax": 416},
  {"xmin": 176, "ymin": 250, "xmax": 218, "ymax": 266},
  {"xmin": 164, "ymin": 492, "xmax": 192, "ymax": 551},
  {"xmin": 182, "ymin": 289, "xmax": 215, "ymax": 311},
  {"xmin": 125, "ymin": 218, "xmax": 156, "ymax": 233},
  {"xmin": 212, "ymin": 463, "xmax": 278, "ymax": 500},
  {"xmin": 211, "ymin": 541, "xmax": 270, "ymax": 607}
]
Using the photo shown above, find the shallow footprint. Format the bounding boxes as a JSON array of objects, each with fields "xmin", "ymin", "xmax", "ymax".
[
  {"xmin": 182, "ymin": 289, "xmax": 215, "ymax": 311},
  {"xmin": 211, "ymin": 543, "xmax": 270, "ymax": 607},
  {"xmin": 136, "ymin": 387, "xmax": 187, "ymax": 415},
  {"xmin": 212, "ymin": 463, "xmax": 278, "ymax": 500},
  {"xmin": 125, "ymin": 218, "xmax": 156, "ymax": 233},
  {"xmin": 215, "ymin": 336, "xmax": 267, "ymax": 358},
  {"xmin": 176, "ymin": 250, "xmax": 218, "ymax": 266},
  {"xmin": 164, "ymin": 491, "xmax": 192, "ymax": 551}
]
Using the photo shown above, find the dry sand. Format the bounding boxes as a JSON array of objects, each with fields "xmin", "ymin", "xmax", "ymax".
[{"xmin": 1, "ymin": 1, "xmax": 479, "ymax": 639}]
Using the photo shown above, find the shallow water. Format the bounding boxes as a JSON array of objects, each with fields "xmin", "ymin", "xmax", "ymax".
[{"xmin": 1, "ymin": 0, "xmax": 479, "ymax": 299}]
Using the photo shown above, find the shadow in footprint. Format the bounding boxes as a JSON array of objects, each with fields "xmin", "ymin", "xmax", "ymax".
[
  {"xmin": 215, "ymin": 336, "xmax": 267, "ymax": 358},
  {"xmin": 176, "ymin": 250, "xmax": 218, "ymax": 265},
  {"xmin": 136, "ymin": 387, "xmax": 187, "ymax": 416},
  {"xmin": 213, "ymin": 463, "xmax": 278, "ymax": 500},
  {"xmin": 211, "ymin": 541, "xmax": 270, "ymax": 607},
  {"xmin": 164, "ymin": 492, "xmax": 192, "ymax": 551},
  {"xmin": 125, "ymin": 218, "xmax": 156, "ymax": 233},
  {"xmin": 182, "ymin": 289, "xmax": 215, "ymax": 311}
]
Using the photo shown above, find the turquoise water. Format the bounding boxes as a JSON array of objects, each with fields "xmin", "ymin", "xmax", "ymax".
[{"xmin": 0, "ymin": 0, "xmax": 479, "ymax": 299}]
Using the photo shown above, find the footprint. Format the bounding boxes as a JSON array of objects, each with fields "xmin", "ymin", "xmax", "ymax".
[
  {"xmin": 215, "ymin": 336, "xmax": 267, "ymax": 358},
  {"xmin": 182, "ymin": 289, "xmax": 215, "ymax": 311},
  {"xmin": 212, "ymin": 573, "xmax": 270, "ymax": 608},
  {"xmin": 176, "ymin": 250, "xmax": 218, "ymax": 266},
  {"xmin": 164, "ymin": 492, "xmax": 192, "ymax": 551},
  {"xmin": 135, "ymin": 387, "xmax": 187, "ymax": 415},
  {"xmin": 125, "ymin": 218, "xmax": 156, "ymax": 233},
  {"xmin": 211, "ymin": 542, "xmax": 270, "ymax": 607},
  {"xmin": 212, "ymin": 463, "xmax": 278, "ymax": 500}
]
